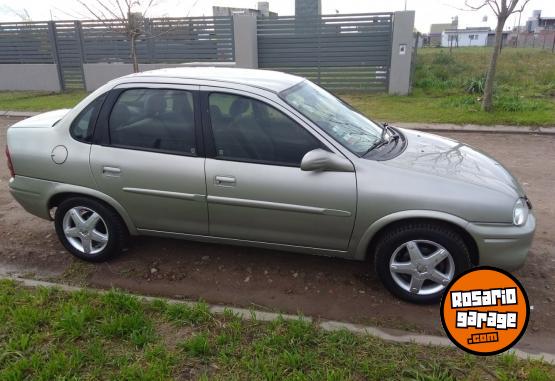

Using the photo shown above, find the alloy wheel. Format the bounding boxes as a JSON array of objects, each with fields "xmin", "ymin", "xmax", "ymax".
[
  {"xmin": 389, "ymin": 240, "xmax": 455, "ymax": 295},
  {"xmin": 62, "ymin": 206, "xmax": 109, "ymax": 255}
]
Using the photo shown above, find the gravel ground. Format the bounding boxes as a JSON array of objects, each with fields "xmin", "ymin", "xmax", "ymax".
[{"xmin": 1, "ymin": 116, "xmax": 554, "ymax": 354}]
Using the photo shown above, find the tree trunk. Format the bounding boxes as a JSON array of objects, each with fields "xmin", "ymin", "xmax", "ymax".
[
  {"xmin": 130, "ymin": 33, "xmax": 139, "ymax": 73},
  {"xmin": 482, "ymin": 18, "xmax": 506, "ymax": 112}
]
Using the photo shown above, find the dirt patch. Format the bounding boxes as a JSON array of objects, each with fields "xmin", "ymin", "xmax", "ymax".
[{"xmin": 1, "ymin": 116, "xmax": 554, "ymax": 354}]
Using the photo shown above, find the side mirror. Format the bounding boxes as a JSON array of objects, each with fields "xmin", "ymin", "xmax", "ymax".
[{"xmin": 300, "ymin": 149, "xmax": 354, "ymax": 172}]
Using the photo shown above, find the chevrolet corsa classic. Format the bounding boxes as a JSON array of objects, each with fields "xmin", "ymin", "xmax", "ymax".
[{"xmin": 6, "ymin": 68, "xmax": 535, "ymax": 303}]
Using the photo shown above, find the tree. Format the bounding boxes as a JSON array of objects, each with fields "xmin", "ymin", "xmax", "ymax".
[
  {"xmin": 465, "ymin": 0, "xmax": 530, "ymax": 111},
  {"xmin": 76, "ymin": 0, "xmax": 160, "ymax": 73}
]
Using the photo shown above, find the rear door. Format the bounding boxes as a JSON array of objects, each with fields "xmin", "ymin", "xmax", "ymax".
[
  {"xmin": 90, "ymin": 84, "xmax": 208, "ymax": 235},
  {"xmin": 201, "ymin": 87, "xmax": 357, "ymax": 251}
]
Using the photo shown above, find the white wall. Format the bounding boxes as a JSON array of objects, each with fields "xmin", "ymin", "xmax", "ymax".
[
  {"xmin": 441, "ymin": 32, "xmax": 489, "ymax": 47},
  {"xmin": 0, "ymin": 64, "xmax": 61, "ymax": 92}
]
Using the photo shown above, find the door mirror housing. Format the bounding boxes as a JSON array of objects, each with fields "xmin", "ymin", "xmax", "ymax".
[{"xmin": 300, "ymin": 149, "xmax": 354, "ymax": 172}]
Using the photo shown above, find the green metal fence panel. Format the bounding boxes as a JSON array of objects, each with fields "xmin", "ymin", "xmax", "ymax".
[
  {"xmin": 257, "ymin": 13, "xmax": 393, "ymax": 92},
  {"xmin": 79, "ymin": 16, "xmax": 234, "ymax": 64},
  {"xmin": 0, "ymin": 21, "xmax": 53, "ymax": 63},
  {"xmin": 0, "ymin": 16, "xmax": 235, "ymax": 90}
]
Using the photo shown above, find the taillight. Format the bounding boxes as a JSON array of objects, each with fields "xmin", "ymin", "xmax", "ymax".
[{"xmin": 5, "ymin": 146, "xmax": 15, "ymax": 178}]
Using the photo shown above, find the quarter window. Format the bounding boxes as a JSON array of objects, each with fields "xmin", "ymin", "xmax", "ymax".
[
  {"xmin": 70, "ymin": 94, "xmax": 105, "ymax": 143},
  {"xmin": 109, "ymin": 89, "xmax": 196, "ymax": 155},
  {"xmin": 208, "ymin": 93, "xmax": 321, "ymax": 166}
]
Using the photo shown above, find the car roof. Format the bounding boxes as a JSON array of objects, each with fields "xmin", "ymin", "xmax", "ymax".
[{"xmin": 121, "ymin": 67, "xmax": 304, "ymax": 93}]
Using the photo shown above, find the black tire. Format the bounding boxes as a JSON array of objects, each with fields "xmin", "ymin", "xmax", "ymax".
[
  {"xmin": 374, "ymin": 222, "xmax": 472, "ymax": 304},
  {"xmin": 54, "ymin": 196, "xmax": 128, "ymax": 262}
]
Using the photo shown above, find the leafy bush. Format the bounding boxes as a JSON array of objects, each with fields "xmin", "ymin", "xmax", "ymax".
[
  {"xmin": 464, "ymin": 75, "xmax": 487, "ymax": 94},
  {"xmin": 413, "ymin": 51, "xmax": 469, "ymax": 91},
  {"xmin": 431, "ymin": 51, "xmax": 457, "ymax": 66}
]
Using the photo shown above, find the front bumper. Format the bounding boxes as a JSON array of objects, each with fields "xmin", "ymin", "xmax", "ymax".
[{"xmin": 466, "ymin": 213, "xmax": 536, "ymax": 271}]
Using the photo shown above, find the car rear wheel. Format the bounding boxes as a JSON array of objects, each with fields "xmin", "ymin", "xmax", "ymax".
[
  {"xmin": 374, "ymin": 222, "xmax": 472, "ymax": 304},
  {"xmin": 54, "ymin": 197, "xmax": 127, "ymax": 262}
]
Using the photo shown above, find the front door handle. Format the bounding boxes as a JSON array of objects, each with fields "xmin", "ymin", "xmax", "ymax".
[
  {"xmin": 215, "ymin": 175, "xmax": 236, "ymax": 186},
  {"xmin": 102, "ymin": 166, "xmax": 121, "ymax": 176}
]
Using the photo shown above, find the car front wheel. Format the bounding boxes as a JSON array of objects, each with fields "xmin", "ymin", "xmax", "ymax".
[
  {"xmin": 374, "ymin": 222, "xmax": 472, "ymax": 304},
  {"xmin": 54, "ymin": 197, "xmax": 127, "ymax": 262}
]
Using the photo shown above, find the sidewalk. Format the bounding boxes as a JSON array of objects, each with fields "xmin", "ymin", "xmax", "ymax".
[{"xmin": 392, "ymin": 122, "xmax": 555, "ymax": 135}]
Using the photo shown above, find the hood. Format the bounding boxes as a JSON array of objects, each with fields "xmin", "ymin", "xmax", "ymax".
[
  {"xmin": 384, "ymin": 128, "xmax": 524, "ymax": 198},
  {"xmin": 9, "ymin": 109, "xmax": 70, "ymax": 128}
]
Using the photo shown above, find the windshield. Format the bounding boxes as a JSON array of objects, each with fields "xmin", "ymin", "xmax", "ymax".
[{"xmin": 280, "ymin": 81, "xmax": 383, "ymax": 156}]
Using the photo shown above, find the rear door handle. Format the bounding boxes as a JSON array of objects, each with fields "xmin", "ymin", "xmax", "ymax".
[
  {"xmin": 214, "ymin": 176, "xmax": 236, "ymax": 186},
  {"xmin": 102, "ymin": 166, "xmax": 121, "ymax": 176}
]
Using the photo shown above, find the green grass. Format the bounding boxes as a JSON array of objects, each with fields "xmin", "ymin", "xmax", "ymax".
[
  {"xmin": 0, "ymin": 48, "xmax": 554, "ymax": 125},
  {"xmin": 0, "ymin": 280, "xmax": 553, "ymax": 380},
  {"xmin": 341, "ymin": 90, "xmax": 555, "ymax": 126},
  {"xmin": 0, "ymin": 91, "xmax": 87, "ymax": 111},
  {"xmin": 340, "ymin": 47, "xmax": 555, "ymax": 126}
]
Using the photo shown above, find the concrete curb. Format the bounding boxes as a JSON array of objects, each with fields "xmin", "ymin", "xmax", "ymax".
[
  {"xmin": 393, "ymin": 122, "xmax": 555, "ymax": 135},
  {"xmin": 3, "ymin": 275, "xmax": 554, "ymax": 364}
]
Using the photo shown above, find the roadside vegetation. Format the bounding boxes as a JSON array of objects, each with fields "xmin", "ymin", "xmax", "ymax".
[
  {"xmin": 0, "ymin": 91, "xmax": 87, "ymax": 112},
  {"xmin": 1, "ymin": 280, "xmax": 553, "ymax": 380},
  {"xmin": 0, "ymin": 48, "xmax": 553, "ymax": 125},
  {"xmin": 342, "ymin": 48, "xmax": 555, "ymax": 126}
]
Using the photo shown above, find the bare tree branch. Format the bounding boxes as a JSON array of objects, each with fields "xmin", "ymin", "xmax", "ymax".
[{"xmin": 94, "ymin": 0, "xmax": 122, "ymax": 21}]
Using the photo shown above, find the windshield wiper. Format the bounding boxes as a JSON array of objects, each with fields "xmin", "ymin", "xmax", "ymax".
[{"xmin": 362, "ymin": 123, "xmax": 399, "ymax": 156}]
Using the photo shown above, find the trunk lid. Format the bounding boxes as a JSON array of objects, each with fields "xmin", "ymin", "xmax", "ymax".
[{"xmin": 9, "ymin": 109, "xmax": 70, "ymax": 128}]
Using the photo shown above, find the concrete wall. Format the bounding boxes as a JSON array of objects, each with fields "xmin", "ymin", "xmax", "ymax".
[
  {"xmin": 233, "ymin": 15, "xmax": 258, "ymax": 69},
  {"xmin": 83, "ymin": 62, "xmax": 237, "ymax": 91},
  {"xmin": 0, "ymin": 64, "xmax": 61, "ymax": 92},
  {"xmin": 388, "ymin": 11, "xmax": 416, "ymax": 95}
]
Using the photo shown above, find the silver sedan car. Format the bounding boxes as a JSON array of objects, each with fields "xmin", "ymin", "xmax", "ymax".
[{"xmin": 6, "ymin": 68, "xmax": 535, "ymax": 303}]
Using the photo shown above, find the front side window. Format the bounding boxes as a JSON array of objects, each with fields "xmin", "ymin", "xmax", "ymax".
[
  {"xmin": 281, "ymin": 81, "xmax": 383, "ymax": 156},
  {"xmin": 70, "ymin": 94, "xmax": 105, "ymax": 142},
  {"xmin": 208, "ymin": 93, "xmax": 321, "ymax": 166},
  {"xmin": 109, "ymin": 88, "xmax": 196, "ymax": 155}
]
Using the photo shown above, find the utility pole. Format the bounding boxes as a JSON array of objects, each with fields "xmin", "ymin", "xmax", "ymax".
[{"xmin": 404, "ymin": 0, "xmax": 408, "ymax": 11}]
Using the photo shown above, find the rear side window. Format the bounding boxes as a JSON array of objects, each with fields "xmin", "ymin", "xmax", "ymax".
[
  {"xmin": 70, "ymin": 94, "xmax": 105, "ymax": 143},
  {"xmin": 108, "ymin": 89, "xmax": 196, "ymax": 155}
]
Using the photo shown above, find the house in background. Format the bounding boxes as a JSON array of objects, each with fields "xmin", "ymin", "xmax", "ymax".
[
  {"xmin": 441, "ymin": 27, "xmax": 508, "ymax": 47},
  {"xmin": 213, "ymin": 1, "xmax": 277, "ymax": 17},
  {"xmin": 527, "ymin": 10, "xmax": 555, "ymax": 32},
  {"xmin": 428, "ymin": 17, "xmax": 458, "ymax": 46}
]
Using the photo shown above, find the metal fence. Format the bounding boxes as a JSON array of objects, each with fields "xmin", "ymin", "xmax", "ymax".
[
  {"xmin": 257, "ymin": 13, "xmax": 393, "ymax": 92},
  {"xmin": 0, "ymin": 17, "xmax": 235, "ymax": 90},
  {"xmin": 507, "ymin": 31, "xmax": 555, "ymax": 52}
]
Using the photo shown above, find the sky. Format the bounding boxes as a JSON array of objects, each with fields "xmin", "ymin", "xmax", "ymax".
[{"xmin": 0, "ymin": 0, "xmax": 554, "ymax": 32}]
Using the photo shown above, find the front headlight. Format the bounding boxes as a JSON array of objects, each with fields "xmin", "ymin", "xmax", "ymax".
[{"xmin": 513, "ymin": 199, "xmax": 529, "ymax": 226}]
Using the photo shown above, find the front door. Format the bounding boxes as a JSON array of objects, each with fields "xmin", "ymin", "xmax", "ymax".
[
  {"xmin": 90, "ymin": 86, "xmax": 208, "ymax": 235},
  {"xmin": 202, "ymin": 89, "xmax": 357, "ymax": 251}
]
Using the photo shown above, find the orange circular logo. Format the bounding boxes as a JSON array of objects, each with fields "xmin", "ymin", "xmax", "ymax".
[{"xmin": 440, "ymin": 267, "xmax": 529, "ymax": 356}]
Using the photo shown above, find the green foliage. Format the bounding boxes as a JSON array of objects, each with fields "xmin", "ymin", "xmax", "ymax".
[
  {"xmin": 0, "ymin": 280, "xmax": 554, "ymax": 380},
  {"xmin": 464, "ymin": 74, "xmax": 487, "ymax": 94},
  {"xmin": 180, "ymin": 333, "xmax": 211, "ymax": 357}
]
